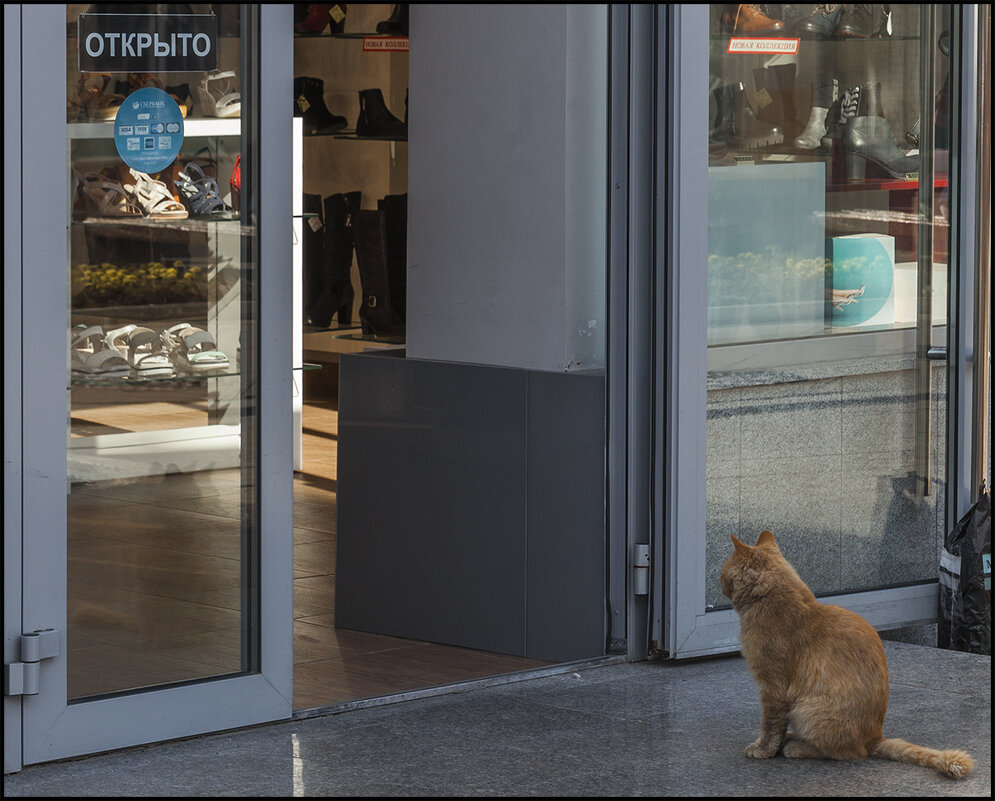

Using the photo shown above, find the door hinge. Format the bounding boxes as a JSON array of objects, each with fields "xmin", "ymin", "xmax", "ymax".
[
  {"xmin": 632, "ymin": 543, "xmax": 650, "ymax": 596},
  {"xmin": 4, "ymin": 629, "xmax": 61, "ymax": 697}
]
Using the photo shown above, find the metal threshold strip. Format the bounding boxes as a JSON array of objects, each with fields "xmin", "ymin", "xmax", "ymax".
[{"xmin": 291, "ymin": 655, "xmax": 629, "ymax": 721}]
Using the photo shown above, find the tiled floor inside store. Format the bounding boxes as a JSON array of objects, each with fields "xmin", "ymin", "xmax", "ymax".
[{"xmin": 67, "ymin": 367, "xmax": 549, "ymax": 709}]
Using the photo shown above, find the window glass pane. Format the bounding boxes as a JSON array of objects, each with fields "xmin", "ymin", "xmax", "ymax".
[
  {"xmin": 704, "ymin": 4, "xmax": 952, "ymax": 608},
  {"xmin": 66, "ymin": 4, "xmax": 257, "ymax": 698}
]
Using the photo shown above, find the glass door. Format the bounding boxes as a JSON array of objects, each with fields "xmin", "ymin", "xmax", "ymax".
[
  {"xmin": 14, "ymin": 4, "xmax": 293, "ymax": 766},
  {"xmin": 659, "ymin": 4, "xmax": 983, "ymax": 657}
]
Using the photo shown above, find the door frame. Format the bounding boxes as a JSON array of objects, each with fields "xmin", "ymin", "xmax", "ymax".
[
  {"xmin": 651, "ymin": 4, "xmax": 986, "ymax": 659},
  {"xmin": 4, "ymin": 4, "xmax": 294, "ymax": 771}
]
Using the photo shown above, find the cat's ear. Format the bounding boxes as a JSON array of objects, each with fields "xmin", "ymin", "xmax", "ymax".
[
  {"xmin": 731, "ymin": 534, "xmax": 752, "ymax": 555},
  {"xmin": 756, "ymin": 530, "xmax": 777, "ymax": 548}
]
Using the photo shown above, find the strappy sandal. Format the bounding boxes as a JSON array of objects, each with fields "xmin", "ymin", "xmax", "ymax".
[
  {"xmin": 71, "ymin": 324, "xmax": 131, "ymax": 379},
  {"xmin": 176, "ymin": 162, "xmax": 236, "ymax": 219},
  {"xmin": 122, "ymin": 168, "xmax": 189, "ymax": 220},
  {"xmin": 196, "ymin": 70, "xmax": 241, "ymax": 118},
  {"xmin": 75, "ymin": 172, "xmax": 144, "ymax": 219},
  {"xmin": 106, "ymin": 324, "xmax": 175, "ymax": 379},
  {"xmin": 161, "ymin": 323, "xmax": 230, "ymax": 374},
  {"xmin": 80, "ymin": 73, "xmax": 124, "ymax": 121}
]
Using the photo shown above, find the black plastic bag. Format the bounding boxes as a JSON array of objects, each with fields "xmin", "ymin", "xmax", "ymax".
[{"xmin": 938, "ymin": 488, "xmax": 991, "ymax": 655}]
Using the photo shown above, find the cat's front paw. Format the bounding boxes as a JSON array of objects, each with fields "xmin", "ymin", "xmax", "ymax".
[{"xmin": 745, "ymin": 739, "xmax": 778, "ymax": 759}]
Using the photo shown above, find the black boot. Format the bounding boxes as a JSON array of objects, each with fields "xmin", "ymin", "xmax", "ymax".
[
  {"xmin": 307, "ymin": 192, "xmax": 359, "ymax": 328},
  {"xmin": 301, "ymin": 192, "xmax": 328, "ymax": 327},
  {"xmin": 711, "ymin": 84, "xmax": 736, "ymax": 142},
  {"xmin": 712, "ymin": 82, "xmax": 783, "ymax": 149},
  {"xmin": 295, "ymin": 76, "xmax": 348, "ymax": 135},
  {"xmin": 356, "ymin": 88, "xmax": 407, "ymax": 139},
  {"xmin": 353, "ymin": 209, "xmax": 404, "ymax": 338},
  {"xmin": 376, "ymin": 3, "xmax": 408, "ymax": 36},
  {"xmin": 753, "ymin": 63, "xmax": 798, "ymax": 139},
  {"xmin": 377, "ymin": 193, "xmax": 407, "ymax": 324}
]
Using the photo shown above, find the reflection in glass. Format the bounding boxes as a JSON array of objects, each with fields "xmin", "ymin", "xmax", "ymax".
[
  {"xmin": 66, "ymin": 4, "xmax": 255, "ymax": 698},
  {"xmin": 704, "ymin": 4, "xmax": 951, "ymax": 608}
]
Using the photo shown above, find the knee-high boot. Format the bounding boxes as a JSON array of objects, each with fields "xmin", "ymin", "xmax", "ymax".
[
  {"xmin": 308, "ymin": 191, "xmax": 358, "ymax": 327},
  {"xmin": 353, "ymin": 209, "xmax": 404, "ymax": 338},
  {"xmin": 377, "ymin": 193, "xmax": 407, "ymax": 324}
]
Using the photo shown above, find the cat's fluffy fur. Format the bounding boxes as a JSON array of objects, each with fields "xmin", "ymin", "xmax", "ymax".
[{"xmin": 721, "ymin": 530, "xmax": 975, "ymax": 779}]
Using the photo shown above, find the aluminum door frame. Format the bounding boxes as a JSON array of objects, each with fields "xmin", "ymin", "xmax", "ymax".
[
  {"xmin": 653, "ymin": 4, "xmax": 984, "ymax": 660},
  {"xmin": 5, "ymin": 4, "xmax": 294, "ymax": 770}
]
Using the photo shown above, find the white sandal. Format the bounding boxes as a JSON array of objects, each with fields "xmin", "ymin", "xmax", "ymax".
[
  {"xmin": 161, "ymin": 323, "xmax": 230, "ymax": 374},
  {"xmin": 106, "ymin": 324, "xmax": 175, "ymax": 378},
  {"xmin": 196, "ymin": 70, "xmax": 241, "ymax": 118},
  {"xmin": 123, "ymin": 168, "xmax": 189, "ymax": 220},
  {"xmin": 71, "ymin": 324, "xmax": 131, "ymax": 379},
  {"xmin": 76, "ymin": 172, "xmax": 144, "ymax": 219}
]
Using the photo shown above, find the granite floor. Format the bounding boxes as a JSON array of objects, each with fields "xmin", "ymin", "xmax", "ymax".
[{"xmin": 4, "ymin": 641, "xmax": 990, "ymax": 797}]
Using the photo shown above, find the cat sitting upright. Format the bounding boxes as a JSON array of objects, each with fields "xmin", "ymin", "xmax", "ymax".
[{"xmin": 721, "ymin": 530, "xmax": 975, "ymax": 779}]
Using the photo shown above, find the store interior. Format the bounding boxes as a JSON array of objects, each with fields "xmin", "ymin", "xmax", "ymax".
[{"xmin": 65, "ymin": 3, "xmax": 551, "ymax": 711}]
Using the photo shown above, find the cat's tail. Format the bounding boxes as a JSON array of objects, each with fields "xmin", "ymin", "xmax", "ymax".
[{"xmin": 871, "ymin": 737, "xmax": 975, "ymax": 779}]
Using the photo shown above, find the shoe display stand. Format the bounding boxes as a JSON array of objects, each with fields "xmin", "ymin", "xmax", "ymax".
[
  {"xmin": 294, "ymin": 3, "xmax": 409, "ymax": 363},
  {"xmin": 66, "ymin": 25, "xmax": 253, "ymax": 483},
  {"xmin": 708, "ymin": 4, "xmax": 952, "ymax": 342}
]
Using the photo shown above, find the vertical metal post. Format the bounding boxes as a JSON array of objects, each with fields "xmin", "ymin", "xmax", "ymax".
[
  {"xmin": 913, "ymin": 6, "xmax": 936, "ymax": 496},
  {"xmin": 971, "ymin": 6, "xmax": 992, "ymax": 500}
]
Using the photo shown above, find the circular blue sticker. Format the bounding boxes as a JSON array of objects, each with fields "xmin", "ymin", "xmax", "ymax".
[{"xmin": 113, "ymin": 87, "xmax": 184, "ymax": 174}]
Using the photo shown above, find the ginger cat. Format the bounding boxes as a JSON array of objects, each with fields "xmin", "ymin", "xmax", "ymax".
[{"xmin": 721, "ymin": 530, "xmax": 975, "ymax": 779}]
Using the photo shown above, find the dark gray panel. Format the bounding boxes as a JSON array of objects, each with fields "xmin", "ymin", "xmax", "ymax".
[
  {"xmin": 335, "ymin": 354, "xmax": 607, "ymax": 662},
  {"xmin": 526, "ymin": 371, "xmax": 606, "ymax": 661},
  {"xmin": 336, "ymin": 353, "xmax": 529, "ymax": 655}
]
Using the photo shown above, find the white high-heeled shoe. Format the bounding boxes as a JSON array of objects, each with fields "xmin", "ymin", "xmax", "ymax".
[{"xmin": 196, "ymin": 70, "xmax": 241, "ymax": 118}]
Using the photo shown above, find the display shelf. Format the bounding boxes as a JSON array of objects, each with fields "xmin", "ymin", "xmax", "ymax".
[
  {"xmin": 711, "ymin": 34, "xmax": 922, "ymax": 44},
  {"xmin": 69, "ymin": 362, "xmax": 321, "ymax": 389},
  {"xmin": 69, "ymin": 118, "xmax": 241, "ymax": 140},
  {"xmin": 334, "ymin": 331, "xmax": 405, "ymax": 345},
  {"xmin": 294, "ymin": 5, "xmax": 409, "ymax": 361},
  {"xmin": 303, "ymin": 323, "xmax": 361, "ymax": 334},
  {"xmin": 70, "ymin": 216, "xmax": 242, "ymax": 231},
  {"xmin": 826, "ymin": 175, "xmax": 949, "ymax": 193},
  {"xmin": 330, "ymin": 131, "xmax": 407, "ymax": 142},
  {"xmin": 296, "ymin": 32, "xmax": 408, "ymax": 43}
]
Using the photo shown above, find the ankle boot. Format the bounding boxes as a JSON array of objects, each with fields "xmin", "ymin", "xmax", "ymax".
[
  {"xmin": 376, "ymin": 3, "xmax": 409, "ymax": 36},
  {"xmin": 353, "ymin": 209, "xmax": 404, "ymax": 338},
  {"xmin": 308, "ymin": 192, "xmax": 359, "ymax": 328},
  {"xmin": 295, "ymin": 76, "xmax": 348, "ymax": 135},
  {"xmin": 716, "ymin": 82, "xmax": 783, "ymax": 149},
  {"xmin": 794, "ymin": 79, "xmax": 837, "ymax": 150},
  {"xmin": 835, "ymin": 3, "xmax": 891, "ymax": 39},
  {"xmin": 378, "ymin": 193, "xmax": 407, "ymax": 323},
  {"xmin": 820, "ymin": 81, "xmax": 859, "ymax": 151},
  {"xmin": 722, "ymin": 4, "xmax": 784, "ymax": 35},
  {"xmin": 795, "ymin": 3, "xmax": 843, "ymax": 39},
  {"xmin": 842, "ymin": 82, "xmax": 917, "ymax": 180},
  {"xmin": 356, "ymin": 88, "xmax": 407, "ymax": 139}
]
